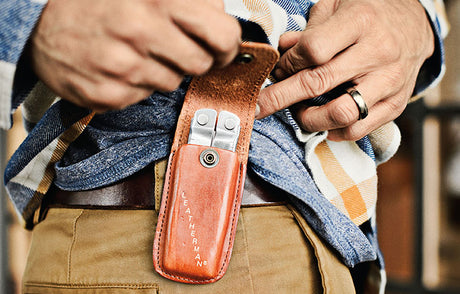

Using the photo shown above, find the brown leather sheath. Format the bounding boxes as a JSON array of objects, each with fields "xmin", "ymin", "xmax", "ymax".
[{"xmin": 153, "ymin": 43, "xmax": 279, "ymax": 284}]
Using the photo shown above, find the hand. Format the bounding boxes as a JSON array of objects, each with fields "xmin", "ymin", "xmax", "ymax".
[
  {"xmin": 29, "ymin": 0, "xmax": 241, "ymax": 112},
  {"xmin": 257, "ymin": 0, "xmax": 435, "ymax": 141}
]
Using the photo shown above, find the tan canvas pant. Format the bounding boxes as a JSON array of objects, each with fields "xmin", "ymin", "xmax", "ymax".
[{"xmin": 22, "ymin": 204, "xmax": 355, "ymax": 294}]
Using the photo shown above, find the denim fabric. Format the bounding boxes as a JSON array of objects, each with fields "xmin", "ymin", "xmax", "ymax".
[
  {"xmin": 0, "ymin": 1, "xmax": 44, "ymax": 64},
  {"xmin": 0, "ymin": 0, "xmax": 46, "ymax": 128},
  {"xmin": 54, "ymin": 81, "xmax": 188, "ymax": 190},
  {"xmin": 0, "ymin": 0, "xmax": 45, "ymax": 110}
]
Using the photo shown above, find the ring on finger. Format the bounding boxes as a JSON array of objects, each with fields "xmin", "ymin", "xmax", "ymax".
[{"xmin": 346, "ymin": 87, "xmax": 368, "ymax": 120}]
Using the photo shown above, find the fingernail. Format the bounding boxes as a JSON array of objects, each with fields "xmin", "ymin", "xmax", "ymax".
[{"xmin": 254, "ymin": 104, "xmax": 260, "ymax": 119}]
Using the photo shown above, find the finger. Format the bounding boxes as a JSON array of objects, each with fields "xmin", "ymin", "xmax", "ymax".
[
  {"xmin": 306, "ymin": 0, "xmax": 339, "ymax": 27},
  {"xmin": 202, "ymin": 0, "xmax": 224, "ymax": 10},
  {"xmin": 92, "ymin": 86, "xmax": 154, "ymax": 113},
  {"xmin": 259, "ymin": 45, "xmax": 378, "ymax": 119},
  {"xmin": 294, "ymin": 76, "xmax": 401, "ymax": 133},
  {"xmin": 86, "ymin": 40, "xmax": 184, "ymax": 92},
  {"xmin": 172, "ymin": 2, "xmax": 241, "ymax": 67},
  {"xmin": 147, "ymin": 23, "xmax": 216, "ymax": 76},
  {"xmin": 275, "ymin": 7, "xmax": 366, "ymax": 79},
  {"xmin": 127, "ymin": 58, "xmax": 185, "ymax": 92},
  {"xmin": 61, "ymin": 69, "xmax": 152, "ymax": 110},
  {"xmin": 279, "ymin": 0, "xmax": 348, "ymax": 53},
  {"xmin": 327, "ymin": 93, "xmax": 407, "ymax": 141},
  {"xmin": 108, "ymin": 14, "xmax": 217, "ymax": 77},
  {"xmin": 278, "ymin": 31, "xmax": 302, "ymax": 53}
]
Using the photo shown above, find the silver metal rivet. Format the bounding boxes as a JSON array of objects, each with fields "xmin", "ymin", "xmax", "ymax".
[
  {"xmin": 200, "ymin": 149, "xmax": 219, "ymax": 168},
  {"xmin": 197, "ymin": 114, "xmax": 209, "ymax": 126},
  {"xmin": 224, "ymin": 118, "xmax": 236, "ymax": 130},
  {"xmin": 235, "ymin": 53, "xmax": 254, "ymax": 64}
]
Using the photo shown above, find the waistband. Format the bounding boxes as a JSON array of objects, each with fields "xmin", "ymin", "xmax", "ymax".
[{"xmin": 45, "ymin": 164, "xmax": 286, "ymax": 210}]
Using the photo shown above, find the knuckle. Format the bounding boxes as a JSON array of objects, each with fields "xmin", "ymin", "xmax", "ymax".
[
  {"xmin": 66, "ymin": 77, "xmax": 147, "ymax": 112},
  {"xmin": 71, "ymin": 82, "xmax": 104, "ymax": 107},
  {"xmin": 328, "ymin": 100, "xmax": 357, "ymax": 126},
  {"xmin": 385, "ymin": 96, "xmax": 406, "ymax": 115},
  {"xmin": 98, "ymin": 49, "xmax": 138, "ymax": 79},
  {"xmin": 279, "ymin": 52, "xmax": 300, "ymax": 75},
  {"xmin": 213, "ymin": 28, "xmax": 240, "ymax": 55},
  {"xmin": 120, "ymin": 21, "xmax": 147, "ymax": 43},
  {"xmin": 261, "ymin": 88, "xmax": 286, "ymax": 115},
  {"xmin": 342, "ymin": 127, "xmax": 366, "ymax": 141},
  {"xmin": 86, "ymin": 82, "xmax": 137, "ymax": 110},
  {"xmin": 212, "ymin": 0, "xmax": 225, "ymax": 10},
  {"xmin": 298, "ymin": 66, "xmax": 333, "ymax": 97},
  {"xmin": 186, "ymin": 54, "xmax": 213, "ymax": 75},
  {"xmin": 382, "ymin": 69, "xmax": 405, "ymax": 90},
  {"xmin": 151, "ymin": 67, "xmax": 183, "ymax": 92},
  {"xmin": 124, "ymin": 72, "xmax": 142, "ymax": 87},
  {"xmin": 97, "ymin": 84, "xmax": 128, "ymax": 106},
  {"xmin": 157, "ymin": 75, "xmax": 183, "ymax": 92},
  {"xmin": 299, "ymin": 36, "xmax": 328, "ymax": 65},
  {"xmin": 67, "ymin": 82, "xmax": 93, "ymax": 106},
  {"xmin": 204, "ymin": 16, "xmax": 240, "ymax": 57},
  {"xmin": 298, "ymin": 110, "xmax": 316, "ymax": 132},
  {"xmin": 309, "ymin": 1, "xmax": 328, "ymax": 17},
  {"xmin": 121, "ymin": 64, "xmax": 145, "ymax": 86},
  {"xmin": 378, "ymin": 36, "xmax": 400, "ymax": 62},
  {"xmin": 354, "ymin": 3, "xmax": 377, "ymax": 28}
]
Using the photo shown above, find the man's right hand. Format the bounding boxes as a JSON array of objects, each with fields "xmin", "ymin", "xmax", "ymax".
[{"xmin": 30, "ymin": 0, "xmax": 241, "ymax": 111}]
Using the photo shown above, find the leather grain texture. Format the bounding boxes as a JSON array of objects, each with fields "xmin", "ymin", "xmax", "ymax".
[
  {"xmin": 153, "ymin": 43, "xmax": 279, "ymax": 284},
  {"xmin": 161, "ymin": 144, "xmax": 241, "ymax": 282}
]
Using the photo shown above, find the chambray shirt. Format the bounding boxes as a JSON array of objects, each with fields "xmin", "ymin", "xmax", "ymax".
[{"xmin": 0, "ymin": 0, "xmax": 447, "ymax": 280}]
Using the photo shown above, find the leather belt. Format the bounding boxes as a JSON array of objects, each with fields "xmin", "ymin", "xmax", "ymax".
[
  {"xmin": 46, "ymin": 166, "xmax": 156, "ymax": 209},
  {"xmin": 45, "ymin": 166, "xmax": 285, "ymax": 209}
]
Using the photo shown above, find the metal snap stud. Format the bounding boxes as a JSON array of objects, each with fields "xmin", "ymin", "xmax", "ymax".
[
  {"xmin": 200, "ymin": 149, "xmax": 219, "ymax": 168},
  {"xmin": 235, "ymin": 53, "xmax": 254, "ymax": 64}
]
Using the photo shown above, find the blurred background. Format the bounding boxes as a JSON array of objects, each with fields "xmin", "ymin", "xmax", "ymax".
[{"xmin": 0, "ymin": 1, "xmax": 459, "ymax": 293}]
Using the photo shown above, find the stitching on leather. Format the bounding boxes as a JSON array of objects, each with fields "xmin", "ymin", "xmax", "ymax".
[
  {"xmin": 155, "ymin": 163, "xmax": 245, "ymax": 284},
  {"xmin": 177, "ymin": 81, "xmax": 196, "ymax": 148},
  {"xmin": 237, "ymin": 47, "xmax": 278, "ymax": 159},
  {"xmin": 154, "ymin": 162, "xmax": 160, "ymax": 211},
  {"xmin": 218, "ymin": 162, "xmax": 244, "ymax": 275},
  {"xmin": 67, "ymin": 209, "xmax": 84, "ymax": 283},
  {"xmin": 153, "ymin": 80, "xmax": 194, "ymax": 270},
  {"xmin": 154, "ymin": 160, "xmax": 166, "ymax": 211},
  {"xmin": 24, "ymin": 282, "xmax": 159, "ymax": 290},
  {"xmin": 155, "ymin": 151, "xmax": 175, "ymax": 262}
]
